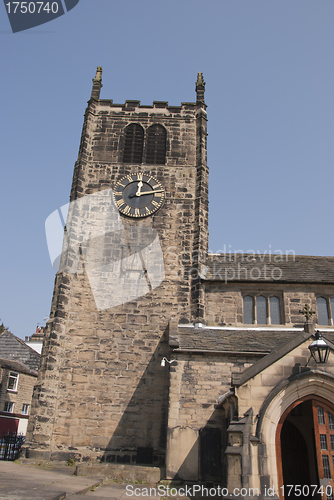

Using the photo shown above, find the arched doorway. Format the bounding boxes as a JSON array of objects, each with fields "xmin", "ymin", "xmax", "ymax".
[{"xmin": 277, "ymin": 397, "xmax": 334, "ymax": 500}]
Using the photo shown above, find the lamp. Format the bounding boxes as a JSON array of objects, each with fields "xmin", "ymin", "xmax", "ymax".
[
  {"xmin": 161, "ymin": 357, "xmax": 176, "ymax": 367},
  {"xmin": 308, "ymin": 331, "xmax": 331, "ymax": 364}
]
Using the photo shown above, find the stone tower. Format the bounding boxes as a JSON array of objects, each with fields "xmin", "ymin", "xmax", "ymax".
[{"xmin": 26, "ymin": 68, "xmax": 208, "ymax": 464}]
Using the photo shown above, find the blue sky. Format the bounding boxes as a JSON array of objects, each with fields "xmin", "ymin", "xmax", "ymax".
[{"xmin": 1, "ymin": 0, "xmax": 334, "ymax": 339}]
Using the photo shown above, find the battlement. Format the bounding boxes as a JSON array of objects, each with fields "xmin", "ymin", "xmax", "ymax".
[{"xmin": 92, "ymin": 99, "xmax": 202, "ymax": 116}]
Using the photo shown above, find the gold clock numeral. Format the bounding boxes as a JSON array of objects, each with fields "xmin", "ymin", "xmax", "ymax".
[
  {"xmin": 135, "ymin": 208, "xmax": 140, "ymax": 217},
  {"xmin": 145, "ymin": 207, "xmax": 150, "ymax": 214},
  {"xmin": 123, "ymin": 206, "xmax": 131, "ymax": 215},
  {"xmin": 126, "ymin": 175, "xmax": 133, "ymax": 182},
  {"xmin": 137, "ymin": 173, "xmax": 143, "ymax": 181},
  {"xmin": 155, "ymin": 193, "xmax": 162, "ymax": 198},
  {"xmin": 152, "ymin": 200, "xmax": 159, "ymax": 208}
]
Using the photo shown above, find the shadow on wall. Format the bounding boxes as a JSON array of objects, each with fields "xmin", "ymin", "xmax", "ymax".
[
  {"xmin": 100, "ymin": 327, "xmax": 170, "ymax": 466},
  {"xmin": 167, "ymin": 405, "xmax": 229, "ymax": 486}
]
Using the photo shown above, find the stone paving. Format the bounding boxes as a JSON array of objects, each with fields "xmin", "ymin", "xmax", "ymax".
[{"xmin": 0, "ymin": 461, "xmax": 162, "ymax": 500}]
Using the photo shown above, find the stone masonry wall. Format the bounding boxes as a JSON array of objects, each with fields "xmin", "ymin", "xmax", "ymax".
[
  {"xmin": 27, "ymin": 96, "xmax": 208, "ymax": 464},
  {"xmin": 205, "ymin": 282, "xmax": 334, "ymax": 328},
  {"xmin": 166, "ymin": 353, "xmax": 258, "ymax": 480}
]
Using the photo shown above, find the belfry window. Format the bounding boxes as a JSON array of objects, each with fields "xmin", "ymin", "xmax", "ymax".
[
  {"xmin": 123, "ymin": 124, "xmax": 144, "ymax": 164},
  {"xmin": 317, "ymin": 297, "xmax": 334, "ymax": 326},
  {"xmin": 146, "ymin": 125, "xmax": 166, "ymax": 165},
  {"xmin": 243, "ymin": 295, "xmax": 281, "ymax": 325}
]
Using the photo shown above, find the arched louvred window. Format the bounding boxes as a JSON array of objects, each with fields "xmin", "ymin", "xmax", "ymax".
[
  {"xmin": 123, "ymin": 124, "xmax": 144, "ymax": 164},
  {"xmin": 243, "ymin": 296, "xmax": 254, "ymax": 324},
  {"xmin": 146, "ymin": 124, "xmax": 167, "ymax": 165}
]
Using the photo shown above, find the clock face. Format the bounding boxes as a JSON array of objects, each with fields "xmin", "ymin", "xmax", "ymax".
[{"xmin": 113, "ymin": 173, "xmax": 165, "ymax": 218}]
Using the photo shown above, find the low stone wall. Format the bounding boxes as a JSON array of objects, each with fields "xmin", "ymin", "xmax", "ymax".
[{"xmin": 75, "ymin": 463, "xmax": 165, "ymax": 483}]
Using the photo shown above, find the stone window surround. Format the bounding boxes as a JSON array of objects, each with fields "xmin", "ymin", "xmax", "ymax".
[
  {"xmin": 316, "ymin": 296, "xmax": 334, "ymax": 326},
  {"xmin": 4, "ymin": 401, "xmax": 15, "ymax": 413},
  {"xmin": 7, "ymin": 371, "xmax": 19, "ymax": 392},
  {"xmin": 21, "ymin": 404, "xmax": 29, "ymax": 415},
  {"xmin": 122, "ymin": 122, "xmax": 168, "ymax": 165},
  {"xmin": 242, "ymin": 293, "xmax": 283, "ymax": 325}
]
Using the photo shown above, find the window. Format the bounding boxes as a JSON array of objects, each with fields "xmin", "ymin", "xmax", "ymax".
[
  {"xmin": 4, "ymin": 402, "xmax": 14, "ymax": 413},
  {"xmin": 320, "ymin": 434, "xmax": 328, "ymax": 450},
  {"xmin": 329, "ymin": 412, "xmax": 334, "ymax": 430},
  {"xmin": 257, "ymin": 296, "xmax": 267, "ymax": 324},
  {"xmin": 318, "ymin": 406, "xmax": 325, "ymax": 425},
  {"xmin": 270, "ymin": 296, "xmax": 281, "ymax": 325},
  {"xmin": 7, "ymin": 372, "xmax": 19, "ymax": 391},
  {"xmin": 330, "ymin": 435, "xmax": 334, "ymax": 450},
  {"xmin": 146, "ymin": 125, "xmax": 166, "ymax": 165},
  {"xmin": 323, "ymin": 455, "xmax": 331, "ymax": 479},
  {"xmin": 123, "ymin": 124, "xmax": 144, "ymax": 164},
  {"xmin": 317, "ymin": 297, "xmax": 334, "ymax": 326},
  {"xmin": 243, "ymin": 295, "xmax": 281, "ymax": 325},
  {"xmin": 22, "ymin": 404, "xmax": 29, "ymax": 415},
  {"xmin": 243, "ymin": 296, "xmax": 254, "ymax": 324},
  {"xmin": 317, "ymin": 297, "xmax": 329, "ymax": 325}
]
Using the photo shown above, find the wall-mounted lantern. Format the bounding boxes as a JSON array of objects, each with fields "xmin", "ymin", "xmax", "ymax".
[{"xmin": 308, "ymin": 331, "xmax": 331, "ymax": 364}]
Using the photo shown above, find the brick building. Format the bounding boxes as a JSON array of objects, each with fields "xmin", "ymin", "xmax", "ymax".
[
  {"xmin": 26, "ymin": 68, "xmax": 334, "ymax": 497},
  {"xmin": 0, "ymin": 330, "xmax": 40, "ymax": 435}
]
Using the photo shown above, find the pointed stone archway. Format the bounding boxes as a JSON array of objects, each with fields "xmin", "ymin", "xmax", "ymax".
[
  {"xmin": 276, "ymin": 396, "xmax": 334, "ymax": 499},
  {"xmin": 256, "ymin": 371, "xmax": 334, "ymax": 499}
]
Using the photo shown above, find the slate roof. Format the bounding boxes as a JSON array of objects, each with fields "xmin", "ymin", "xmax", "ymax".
[
  {"xmin": 0, "ymin": 358, "xmax": 38, "ymax": 377},
  {"xmin": 172, "ymin": 325, "xmax": 334, "ymax": 355},
  {"xmin": 0, "ymin": 330, "xmax": 41, "ymax": 372},
  {"xmin": 204, "ymin": 254, "xmax": 334, "ymax": 283}
]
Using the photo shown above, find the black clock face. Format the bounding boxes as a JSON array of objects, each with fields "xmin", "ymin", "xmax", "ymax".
[{"xmin": 113, "ymin": 173, "xmax": 165, "ymax": 218}]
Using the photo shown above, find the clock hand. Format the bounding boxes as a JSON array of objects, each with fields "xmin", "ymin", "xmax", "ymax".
[
  {"xmin": 135, "ymin": 181, "xmax": 143, "ymax": 196},
  {"xmin": 136, "ymin": 189, "xmax": 164, "ymax": 196}
]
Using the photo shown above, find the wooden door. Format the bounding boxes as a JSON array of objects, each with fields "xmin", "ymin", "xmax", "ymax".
[{"xmin": 312, "ymin": 401, "xmax": 334, "ymax": 500}]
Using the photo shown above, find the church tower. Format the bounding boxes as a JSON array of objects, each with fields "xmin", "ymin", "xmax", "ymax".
[{"xmin": 26, "ymin": 68, "xmax": 208, "ymax": 464}]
